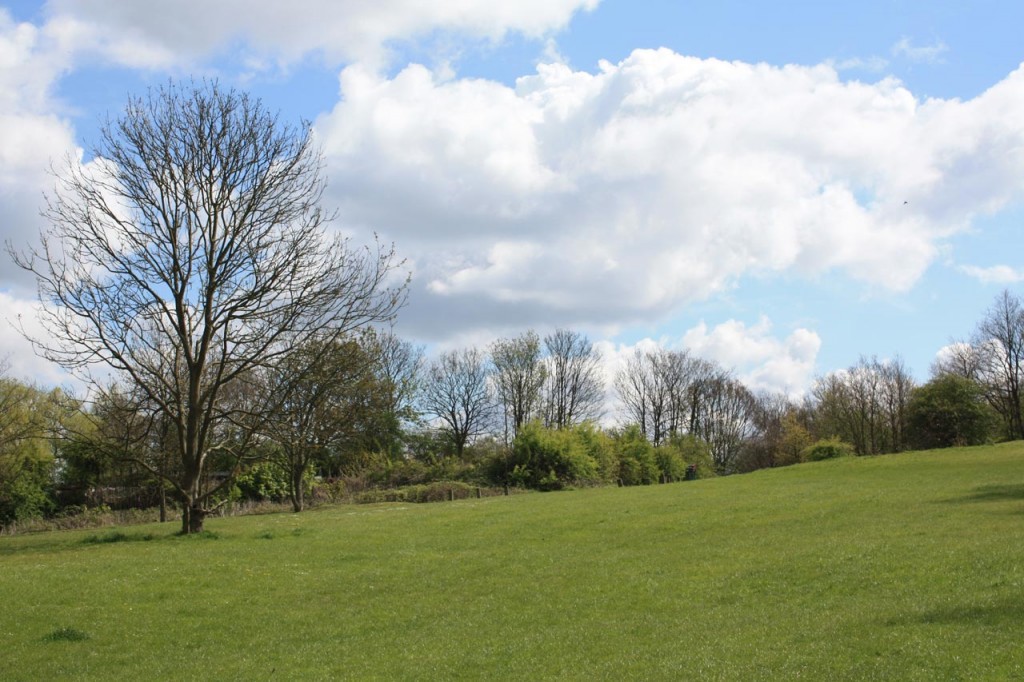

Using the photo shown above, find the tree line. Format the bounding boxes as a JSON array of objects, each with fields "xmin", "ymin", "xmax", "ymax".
[{"xmin": 2, "ymin": 80, "xmax": 1019, "ymax": 532}]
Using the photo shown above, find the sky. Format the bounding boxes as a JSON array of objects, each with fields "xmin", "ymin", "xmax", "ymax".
[{"xmin": 1, "ymin": 0, "xmax": 1023, "ymax": 400}]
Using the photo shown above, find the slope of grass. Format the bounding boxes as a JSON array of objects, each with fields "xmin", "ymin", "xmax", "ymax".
[{"xmin": 2, "ymin": 443, "xmax": 1024, "ymax": 679}]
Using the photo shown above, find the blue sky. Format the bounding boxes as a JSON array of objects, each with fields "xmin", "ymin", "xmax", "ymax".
[{"xmin": 1, "ymin": 0, "xmax": 1023, "ymax": 398}]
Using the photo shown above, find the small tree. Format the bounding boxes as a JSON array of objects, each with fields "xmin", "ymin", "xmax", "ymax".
[
  {"xmin": 420, "ymin": 348, "xmax": 495, "ymax": 458},
  {"xmin": 11, "ymin": 82, "xmax": 407, "ymax": 533},
  {"xmin": 261, "ymin": 335, "xmax": 386, "ymax": 512}
]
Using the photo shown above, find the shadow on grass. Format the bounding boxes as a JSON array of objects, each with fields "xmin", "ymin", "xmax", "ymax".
[
  {"xmin": 886, "ymin": 597, "xmax": 1024, "ymax": 628},
  {"xmin": 82, "ymin": 530, "xmax": 156, "ymax": 545},
  {"xmin": 939, "ymin": 483, "xmax": 1024, "ymax": 507},
  {"xmin": 43, "ymin": 627, "xmax": 90, "ymax": 642}
]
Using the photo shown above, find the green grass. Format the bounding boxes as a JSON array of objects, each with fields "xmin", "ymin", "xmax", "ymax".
[{"xmin": 3, "ymin": 443, "xmax": 1024, "ymax": 680}]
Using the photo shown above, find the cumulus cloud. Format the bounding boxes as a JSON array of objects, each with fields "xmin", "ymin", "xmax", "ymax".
[
  {"xmin": 0, "ymin": 10, "xmax": 81, "ymax": 286},
  {"xmin": 958, "ymin": 264, "xmax": 1024, "ymax": 284},
  {"xmin": 681, "ymin": 317, "xmax": 821, "ymax": 396},
  {"xmin": 0, "ymin": 291, "xmax": 72, "ymax": 386},
  {"xmin": 317, "ymin": 49, "xmax": 1024, "ymax": 339},
  {"xmin": 42, "ymin": 0, "xmax": 599, "ymax": 70},
  {"xmin": 595, "ymin": 317, "xmax": 821, "ymax": 420}
]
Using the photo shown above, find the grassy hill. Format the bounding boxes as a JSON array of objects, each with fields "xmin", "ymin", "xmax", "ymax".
[{"xmin": 2, "ymin": 443, "xmax": 1023, "ymax": 680}]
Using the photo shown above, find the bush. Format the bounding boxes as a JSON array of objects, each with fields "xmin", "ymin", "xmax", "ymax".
[
  {"xmin": 658, "ymin": 434, "xmax": 715, "ymax": 480},
  {"xmin": 0, "ymin": 459, "xmax": 55, "ymax": 524},
  {"xmin": 801, "ymin": 437, "xmax": 856, "ymax": 462},
  {"xmin": 506, "ymin": 422, "xmax": 600, "ymax": 490},
  {"xmin": 614, "ymin": 425, "xmax": 660, "ymax": 486},
  {"xmin": 235, "ymin": 462, "xmax": 290, "ymax": 502}
]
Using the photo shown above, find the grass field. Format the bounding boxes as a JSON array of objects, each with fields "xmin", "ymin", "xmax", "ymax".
[{"xmin": 2, "ymin": 443, "xmax": 1024, "ymax": 680}]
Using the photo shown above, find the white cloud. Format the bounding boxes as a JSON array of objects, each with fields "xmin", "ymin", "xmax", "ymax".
[
  {"xmin": 830, "ymin": 56, "xmax": 889, "ymax": 72},
  {"xmin": 317, "ymin": 50, "xmax": 1024, "ymax": 339},
  {"xmin": 681, "ymin": 317, "xmax": 821, "ymax": 396},
  {"xmin": 0, "ymin": 10, "xmax": 81, "ymax": 285},
  {"xmin": 0, "ymin": 291, "xmax": 73, "ymax": 387},
  {"xmin": 596, "ymin": 318, "xmax": 821, "ymax": 417},
  {"xmin": 42, "ymin": 0, "xmax": 600, "ymax": 70},
  {"xmin": 891, "ymin": 37, "xmax": 948, "ymax": 64},
  {"xmin": 958, "ymin": 264, "xmax": 1024, "ymax": 284}
]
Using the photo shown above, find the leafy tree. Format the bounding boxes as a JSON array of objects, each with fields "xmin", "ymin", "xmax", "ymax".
[
  {"xmin": 775, "ymin": 413, "xmax": 814, "ymax": 466},
  {"xmin": 906, "ymin": 374, "xmax": 996, "ymax": 449},
  {"xmin": 261, "ymin": 335, "xmax": 387, "ymax": 512},
  {"xmin": 0, "ymin": 368, "xmax": 59, "ymax": 524},
  {"xmin": 365, "ymin": 329, "xmax": 425, "ymax": 457},
  {"xmin": 11, "ymin": 81, "xmax": 406, "ymax": 533}
]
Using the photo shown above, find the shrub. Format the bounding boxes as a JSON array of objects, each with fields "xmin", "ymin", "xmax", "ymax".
[
  {"xmin": 614, "ymin": 425, "xmax": 660, "ymax": 485},
  {"xmin": 506, "ymin": 422, "xmax": 600, "ymax": 490},
  {"xmin": 657, "ymin": 434, "xmax": 715, "ymax": 480},
  {"xmin": 801, "ymin": 437, "xmax": 856, "ymax": 462},
  {"xmin": 235, "ymin": 462, "xmax": 290, "ymax": 502}
]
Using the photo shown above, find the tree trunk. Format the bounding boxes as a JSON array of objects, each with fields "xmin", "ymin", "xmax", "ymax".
[
  {"xmin": 184, "ymin": 502, "xmax": 205, "ymax": 534},
  {"xmin": 291, "ymin": 467, "xmax": 305, "ymax": 513}
]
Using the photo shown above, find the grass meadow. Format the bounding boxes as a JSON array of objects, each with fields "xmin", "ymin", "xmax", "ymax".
[{"xmin": 2, "ymin": 443, "xmax": 1024, "ymax": 680}]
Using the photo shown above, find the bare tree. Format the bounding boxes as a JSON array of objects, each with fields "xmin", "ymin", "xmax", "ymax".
[
  {"xmin": 491, "ymin": 331, "xmax": 546, "ymax": 441},
  {"xmin": 878, "ymin": 356, "xmax": 915, "ymax": 453},
  {"xmin": 615, "ymin": 347, "xmax": 726, "ymax": 446},
  {"xmin": 973, "ymin": 290, "xmax": 1024, "ymax": 439},
  {"xmin": 810, "ymin": 356, "xmax": 914, "ymax": 455},
  {"xmin": 931, "ymin": 340, "xmax": 984, "ymax": 381},
  {"xmin": 691, "ymin": 375, "xmax": 758, "ymax": 473},
  {"xmin": 421, "ymin": 348, "xmax": 495, "ymax": 458},
  {"xmin": 541, "ymin": 329, "xmax": 604, "ymax": 430},
  {"xmin": 10, "ymin": 82, "xmax": 407, "ymax": 532}
]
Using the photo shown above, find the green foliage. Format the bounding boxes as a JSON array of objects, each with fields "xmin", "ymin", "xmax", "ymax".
[
  {"xmin": 775, "ymin": 414, "xmax": 814, "ymax": 466},
  {"xmin": 0, "ymin": 458, "xmax": 55, "ymax": 524},
  {"xmin": 572, "ymin": 422, "xmax": 618, "ymax": 483},
  {"xmin": 235, "ymin": 462, "xmax": 291, "ymax": 503},
  {"xmin": 659, "ymin": 433, "xmax": 715, "ymax": 480},
  {"xmin": 506, "ymin": 421, "xmax": 600, "ymax": 490},
  {"xmin": 907, "ymin": 375, "xmax": 997, "ymax": 449},
  {"xmin": 801, "ymin": 437, "xmax": 856, "ymax": 462},
  {"xmin": 614, "ymin": 425, "xmax": 660, "ymax": 485}
]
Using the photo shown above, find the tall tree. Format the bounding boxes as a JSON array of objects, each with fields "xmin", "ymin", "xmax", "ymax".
[
  {"xmin": 973, "ymin": 290, "xmax": 1024, "ymax": 439},
  {"xmin": 421, "ymin": 348, "xmax": 495, "ymax": 458},
  {"xmin": 491, "ymin": 331, "xmax": 546, "ymax": 441},
  {"xmin": 615, "ymin": 347, "xmax": 725, "ymax": 446},
  {"xmin": 543, "ymin": 329, "xmax": 605, "ymax": 429},
  {"xmin": 810, "ymin": 356, "xmax": 914, "ymax": 455},
  {"xmin": 11, "ymin": 82, "xmax": 406, "ymax": 532}
]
